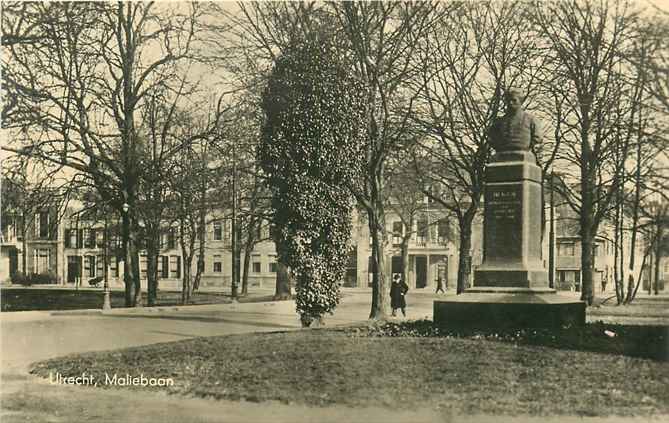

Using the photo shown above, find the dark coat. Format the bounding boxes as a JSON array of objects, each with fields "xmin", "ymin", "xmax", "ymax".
[{"xmin": 390, "ymin": 280, "xmax": 409, "ymax": 309}]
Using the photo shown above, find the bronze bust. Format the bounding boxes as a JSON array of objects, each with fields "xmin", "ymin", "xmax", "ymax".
[{"xmin": 489, "ymin": 89, "xmax": 541, "ymax": 154}]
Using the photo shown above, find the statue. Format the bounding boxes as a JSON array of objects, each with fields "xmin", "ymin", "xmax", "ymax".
[
  {"xmin": 488, "ymin": 88, "xmax": 545, "ymax": 254},
  {"xmin": 489, "ymin": 89, "xmax": 541, "ymax": 155}
]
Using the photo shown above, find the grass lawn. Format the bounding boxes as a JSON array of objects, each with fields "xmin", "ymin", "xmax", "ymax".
[
  {"xmin": 0, "ymin": 288, "xmax": 273, "ymax": 312},
  {"xmin": 30, "ymin": 321, "xmax": 669, "ymax": 417},
  {"xmin": 591, "ymin": 296, "xmax": 669, "ymax": 318}
]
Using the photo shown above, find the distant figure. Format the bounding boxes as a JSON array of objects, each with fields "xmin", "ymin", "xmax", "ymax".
[
  {"xmin": 489, "ymin": 88, "xmax": 542, "ymax": 154},
  {"xmin": 390, "ymin": 274, "xmax": 409, "ymax": 317},
  {"xmin": 435, "ymin": 277, "xmax": 445, "ymax": 294}
]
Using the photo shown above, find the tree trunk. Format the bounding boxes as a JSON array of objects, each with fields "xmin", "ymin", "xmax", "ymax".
[
  {"xmin": 122, "ymin": 211, "xmax": 140, "ymax": 307},
  {"xmin": 242, "ymin": 242, "xmax": 252, "ymax": 296},
  {"xmin": 628, "ymin": 245, "xmax": 650, "ymax": 304},
  {"xmin": 653, "ymin": 224, "xmax": 663, "ymax": 295},
  {"xmin": 274, "ymin": 262, "xmax": 292, "ymax": 300},
  {"xmin": 613, "ymin": 191, "xmax": 623, "ymax": 304},
  {"xmin": 21, "ymin": 232, "xmax": 27, "ymax": 275},
  {"xmin": 400, "ymin": 236, "xmax": 410, "ymax": 288},
  {"xmin": 368, "ymin": 208, "xmax": 389, "ymax": 319},
  {"xmin": 182, "ymin": 256, "xmax": 193, "ymax": 304},
  {"xmin": 242, "ymin": 220, "xmax": 257, "ymax": 296},
  {"xmin": 456, "ymin": 211, "xmax": 475, "ymax": 294},
  {"xmin": 146, "ymin": 232, "xmax": 159, "ymax": 306},
  {"xmin": 580, "ymin": 164, "xmax": 595, "ymax": 306},
  {"xmin": 627, "ymin": 133, "xmax": 643, "ymax": 300},
  {"xmin": 580, "ymin": 226, "xmax": 595, "ymax": 305},
  {"xmin": 193, "ymin": 226, "xmax": 205, "ymax": 292},
  {"xmin": 193, "ymin": 182, "xmax": 207, "ymax": 292},
  {"xmin": 648, "ymin": 243, "xmax": 654, "ymax": 296}
]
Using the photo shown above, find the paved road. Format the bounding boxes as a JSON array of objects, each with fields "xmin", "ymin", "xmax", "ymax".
[{"xmin": 1, "ymin": 289, "xmax": 666, "ymax": 423}]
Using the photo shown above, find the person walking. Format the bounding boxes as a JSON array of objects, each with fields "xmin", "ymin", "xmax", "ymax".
[
  {"xmin": 390, "ymin": 274, "xmax": 409, "ymax": 317},
  {"xmin": 435, "ymin": 277, "xmax": 445, "ymax": 294}
]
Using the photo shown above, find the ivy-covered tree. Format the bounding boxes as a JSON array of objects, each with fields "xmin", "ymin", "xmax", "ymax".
[{"xmin": 260, "ymin": 38, "xmax": 367, "ymax": 326}]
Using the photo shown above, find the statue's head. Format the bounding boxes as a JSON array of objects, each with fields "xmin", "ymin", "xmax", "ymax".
[{"xmin": 504, "ymin": 88, "xmax": 524, "ymax": 113}]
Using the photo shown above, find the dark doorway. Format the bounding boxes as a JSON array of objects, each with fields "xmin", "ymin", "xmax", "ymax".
[
  {"xmin": 8, "ymin": 248, "xmax": 18, "ymax": 278},
  {"xmin": 344, "ymin": 247, "xmax": 357, "ymax": 287},
  {"xmin": 391, "ymin": 256, "xmax": 402, "ymax": 277},
  {"xmin": 67, "ymin": 256, "xmax": 81, "ymax": 284},
  {"xmin": 437, "ymin": 261, "xmax": 448, "ymax": 289},
  {"xmin": 415, "ymin": 256, "xmax": 427, "ymax": 288}
]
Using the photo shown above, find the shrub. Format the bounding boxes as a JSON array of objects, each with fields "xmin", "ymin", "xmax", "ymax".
[
  {"xmin": 260, "ymin": 36, "xmax": 367, "ymax": 326},
  {"xmin": 11, "ymin": 272, "xmax": 29, "ymax": 285},
  {"xmin": 11, "ymin": 271, "xmax": 58, "ymax": 286}
]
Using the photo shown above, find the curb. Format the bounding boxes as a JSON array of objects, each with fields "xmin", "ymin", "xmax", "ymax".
[{"xmin": 0, "ymin": 299, "xmax": 295, "ymax": 322}]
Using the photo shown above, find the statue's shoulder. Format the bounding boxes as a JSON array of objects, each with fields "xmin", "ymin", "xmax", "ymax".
[{"xmin": 526, "ymin": 110, "xmax": 542, "ymax": 127}]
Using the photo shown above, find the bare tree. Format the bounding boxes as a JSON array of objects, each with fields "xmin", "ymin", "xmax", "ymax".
[
  {"xmin": 412, "ymin": 1, "xmax": 546, "ymax": 293},
  {"xmin": 534, "ymin": 0, "xmax": 638, "ymax": 305},
  {"xmin": 332, "ymin": 1, "xmax": 437, "ymax": 318},
  {"xmin": 2, "ymin": 2, "xmax": 203, "ymax": 306},
  {"xmin": 1, "ymin": 155, "xmax": 71, "ymax": 276}
]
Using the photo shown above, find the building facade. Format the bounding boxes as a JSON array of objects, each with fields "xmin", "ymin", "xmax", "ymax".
[{"xmin": 2, "ymin": 202, "xmax": 663, "ymax": 294}]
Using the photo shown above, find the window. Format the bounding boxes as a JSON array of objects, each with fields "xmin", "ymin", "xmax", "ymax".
[
  {"xmin": 111, "ymin": 257, "xmax": 119, "ymax": 277},
  {"xmin": 213, "ymin": 255, "xmax": 222, "ymax": 273},
  {"xmin": 594, "ymin": 243, "xmax": 605, "ymax": 257},
  {"xmin": 252, "ymin": 255, "xmax": 261, "ymax": 274},
  {"xmin": 83, "ymin": 229, "xmax": 96, "ymax": 248},
  {"xmin": 34, "ymin": 249, "xmax": 51, "ymax": 273},
  {"xmin": 224, "ymin": 219, "xmax": 231, "ymax": 242},
  {"xmin": 96, "ymin": 230, "xmax": 105, "ymax": 248},
  {"xmin": 392, "ymin": 221, "xmax": 403, "ymax": 246},
  {"xmin": 437, "ymin": 219, "xmax": 450, "ymax": 245},
  {"xmin": 213, "ymin": 221, "xmax": 223, "ymax": 241},
  {"xmin": 140, "ymin": 255, "xmax": 147, "ymax": 279},
  {"xmin": 65, "ymin": 229, "xmax": 73, "ymax": 248},
  {"xmin": 558, "ymin": 242, "xmax": 575, "ymax": 257},
  {"xmin": 417, "ymin": 217, "xmax": 429, "ymax": 246},
  {"xmin": 167, "ymin": 229, "xmax": 176, "ymax": 249},
  {"xmin": 268, "ymin": 255, "xmax": 277, "ymax": 273},
  {"xmin": 255, "ymin": 223, "xmax": 262, "ymax": 240},
  {"xmin": 170, "ymin": 256, "xmax": 181, "ymax": 278},
  {"xmin": 160, "ymin": 256, "xmax": 169, "ymax": 279},
  {"xmin": 84, "ymin": 255, "xmax": 96, "ymax": 278},
  {"xmin": 38, "ymin": 211, "xmax": 49, "ymax": 239},
  {"xmin": 96, "ymin": 255, "xmax": 104, "ymax": 277}
]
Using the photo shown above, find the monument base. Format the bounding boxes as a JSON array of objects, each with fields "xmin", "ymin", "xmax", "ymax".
[{"xmin": 433, "ymin": 290, "xmax": 585, "ymax": 330}]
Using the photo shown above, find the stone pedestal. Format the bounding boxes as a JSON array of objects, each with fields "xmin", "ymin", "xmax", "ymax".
[{"xmin": 434, "ymin": 151, "xmax": 584, "ymax": 329}]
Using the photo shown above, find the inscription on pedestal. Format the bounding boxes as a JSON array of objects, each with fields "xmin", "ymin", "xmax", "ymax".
[{"xmin": 485, "ymin": 185, "xmax": 522, "ymax": 259}]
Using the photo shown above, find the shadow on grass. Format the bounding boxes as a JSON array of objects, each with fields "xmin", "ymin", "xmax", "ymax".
[
  {"xmin": 347, "ymin": 319, "xmax": 669, "ymax": 362},
  {"xmin": 106, "ymin": 311, "xmax": 298, "ymax": 329}
]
